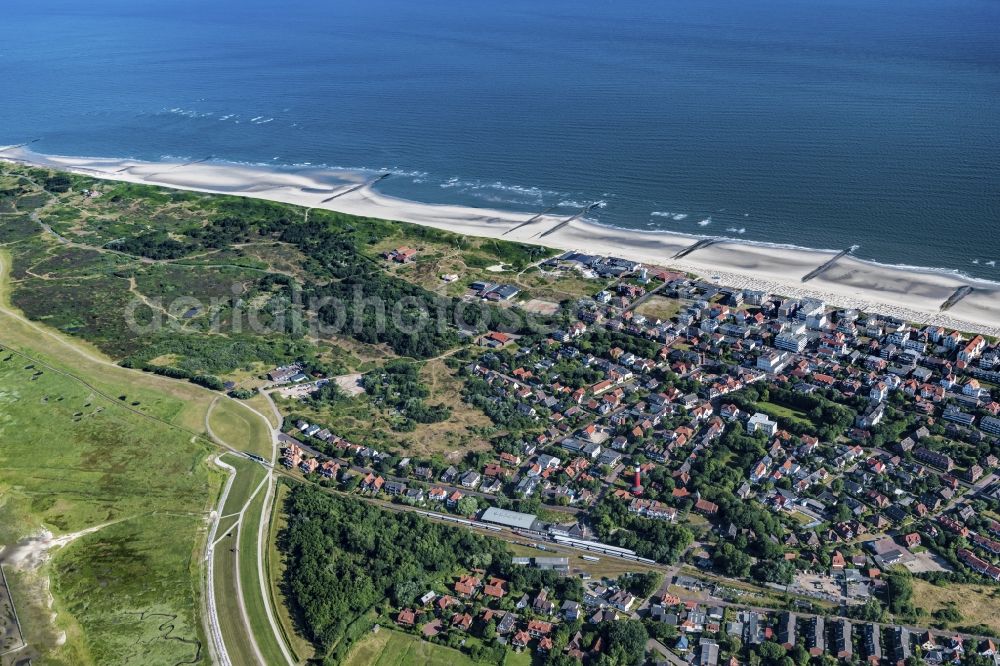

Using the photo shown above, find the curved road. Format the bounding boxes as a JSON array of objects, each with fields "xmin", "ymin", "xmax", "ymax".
[
  {"xmin": 204, "ymin": 456, "xmax": 237, "ymax": 666},
  {"xmin": 205, "ymin": 398, "xmax": 295, "ymax": 666},
  {"xmin": 1, "ymin": 253, "xmax": 295, "ymax": 666}
]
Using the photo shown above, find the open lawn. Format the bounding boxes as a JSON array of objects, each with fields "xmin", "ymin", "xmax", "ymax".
[
  {"xmin": 209, "ymin": 397, "xmax": 273, "ymax": 459},
  {"xmin": 756, "ymin": 401, "xmax": 815, "ymax": 429},
  {"xmin": 242, "ymin": 391, "xmax": 281, "ymax": 429},
  {"xmin": 343, "ymin": 628, "xmax": 479, "ymax": 666},
  {"xmin": 0, "ymin": 247, "xmax": 295, "ymax": 665},
  {"xmin": 504, "ymin": 649, "xmax": 539, "ymax": 666},
  {"xmin": 237, "ymin": 477, "xmax": 290, "ymax": 665},
  {"xmin": 406, "ymin": 358, "xmax": 492, "ymax": 456},
  {"xmin": 280, "ymin": 357, "xmax": 491, "ymax": 459},
  {"xmin": 911, "ymin": 579, "xmax": 1000, "ymax": 633},
  {"xmin": 508, "ymin": 267, "xmax": 604, "ymax": 304},
  {"xmin": 217, "ymin": 454, "xmax": 268, "ymax": 519},
  {"xmin": 789, "ymin": 510, "xmax": 816, "ymax": 526},
  {"xmin": 212, "ymin": 453, "xmax": 271, "ymax": 666},
  {"xmin": 635, "ymin": 295, "xmax": 684, "ymax": 322},
  {"xmin": 212, "ymin": 531, "xmax": 254, "ymax": 666}
]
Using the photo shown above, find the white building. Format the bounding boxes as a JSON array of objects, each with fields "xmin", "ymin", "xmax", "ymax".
[
  {"xmin": 757, "ymin": 350, "xmax": 790, "ymax": 373},
  {"xmin": 775, "ymin": 334, "xmax": 807, "ymax": 353},
  {"xmin": 747, "ymin": 412, "xmax": 779, "ymax": 437}
]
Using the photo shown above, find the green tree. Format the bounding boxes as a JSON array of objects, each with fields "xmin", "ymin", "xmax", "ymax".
[
  {"xmin": 756, "ymin": 641, "xmax": 787, "ymax": 666},
  {"xmin": 714, "ymin": 543, "xmax": 752, "ymax": 578},
  {"xmin": 482, "ymin": 619, "xmax": 496, "ymax": 641},
  {"xmin": 886, "ymin": 570, "xmax": 915, "ymax": 616},
  {"xmin": 456, "ymin": 495, "xmax": 479, "ymax": 516},
  {"xmin": 601, "ymin": 620, "xmax": 648, "ymax": 666}
]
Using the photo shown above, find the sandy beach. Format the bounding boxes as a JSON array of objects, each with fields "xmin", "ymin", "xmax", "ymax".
[{"xmin": 4, "ymin": 147, "xmax": 1000, "ymax": 336}]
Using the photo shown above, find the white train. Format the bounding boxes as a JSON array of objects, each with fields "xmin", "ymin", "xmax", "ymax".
[{"xmin": 551, "ymin": 534, "xmax": 656, "ymax": 564}]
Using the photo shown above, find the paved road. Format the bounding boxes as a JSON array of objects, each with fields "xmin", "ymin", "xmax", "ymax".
[
  {"xmin": 279, "ymin": 470, "xmax": 999, "ymax": 646},
  {"xmin": 276, "ymin": 427, "xmax": 583, "ymax": 517},
  {"xmin": 4, "ymin": 250, "xmax": 997, "ymax": 655},
  {"xmin": 1, "ymin": 255, "xmax": 295, "ymax": 666},
  {"xmin": 204, "ymin": 455, "xmax": 237, "ymax": 666},
  {"xmin": 204, "ymin": 403, "xmax": 272, "ymax": 666},
  {"xmin": 230, "ymin": 399, "xmax": 297, "ymax": 666}
]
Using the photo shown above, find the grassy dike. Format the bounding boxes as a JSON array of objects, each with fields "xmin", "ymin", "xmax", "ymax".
[{"xmin": 0, "ymin": 247, "xmax": 281, "ymax": 664}]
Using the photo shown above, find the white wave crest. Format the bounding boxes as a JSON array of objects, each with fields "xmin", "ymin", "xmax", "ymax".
[{"xmin": 165, "ymin": 107, "xmax": 214, "ymax": 119}]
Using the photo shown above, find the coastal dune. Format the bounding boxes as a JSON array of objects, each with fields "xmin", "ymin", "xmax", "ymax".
[{"xmin": 4, "ymin": 147, "xmax": 999, "ymax": 336}]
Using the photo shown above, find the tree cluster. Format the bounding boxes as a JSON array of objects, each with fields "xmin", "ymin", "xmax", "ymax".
[{"xmin": 280, "ymin": 485, "xmax": 509, "ymax": 660}]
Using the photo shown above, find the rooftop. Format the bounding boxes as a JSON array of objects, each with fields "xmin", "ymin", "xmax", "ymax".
[{"xmin": 480, "ymin": 506, "xmax": 540, "ymax": 530}]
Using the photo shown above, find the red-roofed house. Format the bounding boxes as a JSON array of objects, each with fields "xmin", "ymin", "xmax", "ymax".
[
  {"xmin": 483, "ymin": 577, "xmax": 508, "ymax": 599},
  {"xmin": 482, "ymin": 331, "xmax": 512, "ymax": 348},
  {"xmin": 384, "ymin": 247, "xmax": 418, "ymax": 263},
  {"xmin": 527, "ymin": 620, "xmax": 553, "ymax": 637},
  {"xmin": 694, "ymin": 498, "xmax": 719, "ymax": 515},
  {"xmin": 455, "ymin": 574, "xmax": 481, "ymax": 598}
]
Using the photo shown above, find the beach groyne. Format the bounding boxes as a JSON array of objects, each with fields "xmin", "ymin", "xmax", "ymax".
[
  {"xmin": 321, "ymin": 172, "xmax": 390, "ymax": 202},
  {"xmin": 673, "ymin": 238, "xmax": 718, "ymax": 260},
  {"xmin": 535, "ymin": 203, "xmax": 601, "ymax": 239},
  {"xmin": 3, "ymin": 148, "xmax": 999, "ymax": 337},
  {"xmin": 941, "ymin": 286, "xmax": 974, "ymax": 312},
  {"xmin": 502, "ymin": 205, "xmax": 557, "ymax": 235},
  {"xmin": 801, "ymin": 247, "xmax": 855, "ymax": 282}
]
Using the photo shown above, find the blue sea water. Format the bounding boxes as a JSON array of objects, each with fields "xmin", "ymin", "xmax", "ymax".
[{"xmin": 2, "ymin": 0, "xmax": 998, "ymax": 278}]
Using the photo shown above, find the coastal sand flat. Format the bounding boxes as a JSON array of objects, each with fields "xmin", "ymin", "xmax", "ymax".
[{"xmin": 5, "ymin": 148, "xmax": 999, "ymax": 335}]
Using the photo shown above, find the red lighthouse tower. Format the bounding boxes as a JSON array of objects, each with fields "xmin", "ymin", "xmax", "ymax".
[{"xmin": 632, "ymin": 465, "xmax": 644, "ymax": 496}]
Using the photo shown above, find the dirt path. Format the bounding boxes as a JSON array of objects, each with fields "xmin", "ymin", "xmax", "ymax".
[
  {"xmin": 0, "ymin": 252, "xmax": 295, "ymax": 665},
  {"xmin": 0, "ymin": 519, "xmax": 128, "ymax": 571}
]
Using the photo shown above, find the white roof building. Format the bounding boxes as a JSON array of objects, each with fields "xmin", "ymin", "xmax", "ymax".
[
  {"xmin": 480, "ymin": 507, "xmax": 541, "ymax": 531},
  {"xmin": 747, "ymin": 412, "xmax": 778, "ymax": 437}
]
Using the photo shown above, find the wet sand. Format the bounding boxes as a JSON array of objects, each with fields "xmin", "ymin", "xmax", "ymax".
[{"xmin": 4, "ymin": 147, "xmax": 999, "ymax": 335}]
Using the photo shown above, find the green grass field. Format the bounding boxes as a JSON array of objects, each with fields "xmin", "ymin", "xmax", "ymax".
[
  {"xmin": 344, "ymin": 629, "xmax": 479, "ymax": 666},
  {"xmin": 0, "ymin": 344, "xmax": 217, "ymax": 664},
  {"xmin": 211, "ymin": 454, "xmax": 269, "ymax": 666},
  {"xmin": 504, "ymin": 650, "xmax": 538, "ymax": 666},
  {"xmin": 209, "ymin": 398, "xmax": 273, "ymax": 459},
  {"xmin": 756, "ymin": 400, "xmax": 815, "ymax": 428},
  {"xmin": 635, "ymin": 295, "xmax": 684, "ymax": 321},
  {"xmin": 217, "ymin": 454, "xmax": 268, "ymax": 518},
  {"xmin": 237, "ymin": 477, "xmax": 290, "ymax": 665},
  {"xmin": 910, "ymin": 579, "xmax": 1000, "ymax": 633},
  {"xmin": 243, "ymin": 391, "xmax": 281, "ymax": 429}
]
